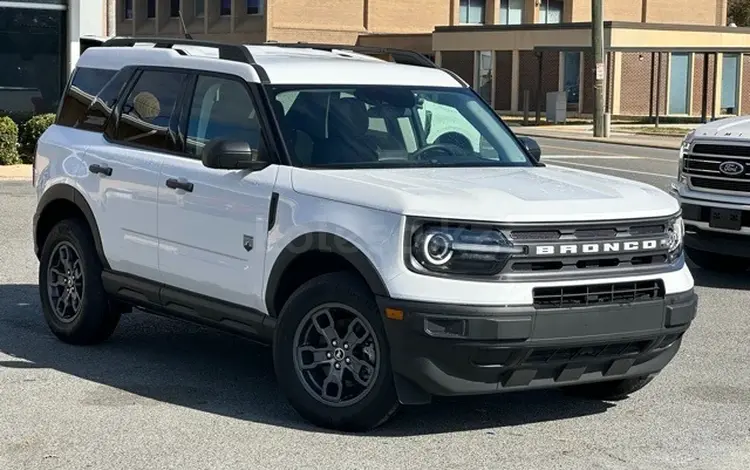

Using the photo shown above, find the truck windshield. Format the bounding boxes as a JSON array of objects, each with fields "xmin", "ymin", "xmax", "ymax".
[{"xmin": 268, "ymin": 85, "xmax": 534, "ymax": 169}]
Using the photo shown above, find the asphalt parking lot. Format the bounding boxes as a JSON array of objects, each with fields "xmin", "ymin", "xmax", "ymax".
[{"xmin": 1, "ymin": 144, "xmax": 749, "ymax": 469}]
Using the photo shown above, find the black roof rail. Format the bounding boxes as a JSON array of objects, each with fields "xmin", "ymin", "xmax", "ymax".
[
  {"xmin": 101, "ymin": 36, "xmax": 256, "ymax": 64},
  {"xmin": 263, "ymin": 41, "xmax": 439, "ymax": 69}
]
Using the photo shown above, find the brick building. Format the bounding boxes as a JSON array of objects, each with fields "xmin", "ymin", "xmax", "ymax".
[{"xmin": 429, "ymin": 0, "xmax": 750, "ymax": 119}]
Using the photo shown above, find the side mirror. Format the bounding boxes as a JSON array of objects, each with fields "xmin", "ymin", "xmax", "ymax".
[
  {"xmin": 519, "ymin": 136, "xmax": 542, "ymax": 162},
  {"xmin": 201, "ymin": 138, "xmax": 269, "ymax": 171}
]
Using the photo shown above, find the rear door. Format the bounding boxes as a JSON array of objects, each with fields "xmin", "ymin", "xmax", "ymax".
[{"xmin": 89, "ymin": 67, "xmax": 189, "ymax": 281}]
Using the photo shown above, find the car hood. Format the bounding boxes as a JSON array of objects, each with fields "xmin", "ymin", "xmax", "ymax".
[
  {"xmin": 290, "ymin": 164, "xmax": 680, "ymax": 223},
  {"xmin": 693, "ymin": 115, "xmax": 750, "ymax": 140}
]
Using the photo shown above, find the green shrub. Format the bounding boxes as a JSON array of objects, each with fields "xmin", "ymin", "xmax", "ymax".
[
  {"xmin": 0, "ymin": 116, "xmax": 20, "ymax": 166},
  {"xmin": 19, "ymin": 113, "xmax": 56, "ymax": 164}
]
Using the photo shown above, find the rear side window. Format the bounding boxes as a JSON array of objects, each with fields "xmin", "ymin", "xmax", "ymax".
[
  {"xmin": 57, "ymin": 67, "xmax": 117, "ymax": 128},
  {"xmin": 113, "ymin": 69, "xmax": 187, "ymax": 152}
]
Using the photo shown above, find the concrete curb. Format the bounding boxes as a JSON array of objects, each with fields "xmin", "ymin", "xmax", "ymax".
[
  {"xmin": 512, "ymin": 131, "xmax": 681, "ymax": 151},
  {"xmin": 0, "ymin": 164, "xmax": 32, "ymax": 181}
]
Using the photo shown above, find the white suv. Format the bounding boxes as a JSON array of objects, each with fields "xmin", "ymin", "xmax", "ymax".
[
  {"xmin": 671, "ymin": 118, "xmax": 750, "ymax": 272},
  {"xmin": 32, "ymin": 38, "xmax": 698, "ymax": 432}
]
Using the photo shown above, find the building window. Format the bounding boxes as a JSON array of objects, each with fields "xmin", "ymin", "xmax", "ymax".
[
  {"xmin": 0, "ymin": 6, "xmax": 67, "ymax": 121},
  {"xmin": 563, "ymin": 51, "xmax": 581, "ymax": 106},
  {"xmin": 247, "ymin": 0, "xmax": 263, "ymax": 15},
  {"xmin": 499, "ymin": 0, "xmax": 523, "ymax": 25},
  {"xmin": 721, "ymin": 54, "xmax": 740, "ymax": 114},
  {"xmin": 147, "ymin": 0, "xmax": 155, "ymax": 18},
  {"xmin": 539, "ymin": 0, "xmax": 563, "ymax": 24},
  {"xmin": 475, "ymin": 51, "xmax": 492, "ymax": 103},
  {"xmin": 195, "ymin": 0, "xmax": 204, "ymax": 17},
  {"xmin": 668, "ymin": 53, "xmax": 690, "ymax": 115},
  {"xmin": 170, "ymin": 0, "xmax": 180, "ymax": 17},
  {"xmin": 124, "ymin": 0, "xmax": 133, "ymax": 19},
  {"xmin": 220, "ymin": 0, "xmax": 231, "ymax": 16},
  {"xmin": 459, "ymin": 0, "xmax": 485, "ymax": 25}
]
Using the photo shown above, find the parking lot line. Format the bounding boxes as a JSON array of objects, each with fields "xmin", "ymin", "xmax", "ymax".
[{"xmin": 546, "ymin": 161, "xmax": 674, "ymax": 178}]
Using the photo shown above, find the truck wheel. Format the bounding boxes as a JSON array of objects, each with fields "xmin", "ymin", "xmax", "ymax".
[
  {"xmin": 561, "ymin": 375, "xmax": 655, "ymax": 401},
  {"xmin": 272, "ymin": 271, "xmax": 399, "ymax": 432},
  {"xmin": 685, "ymin": 246, "xmax": 750, "ymax": 273},
  {"xmin": 38, "ymin": 218, "xmax": 121, "ymax": 345}
]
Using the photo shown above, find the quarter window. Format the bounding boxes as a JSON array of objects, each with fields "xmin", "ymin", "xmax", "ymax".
[
  {"xmin": 57, "ymin": 67, "xmax": 117, "ymax": 128},
  {"xmin": 184, "ymin": 75, "xmax": 263, "ymax": 158},
  {"xmin": 115, "ymin": 70, "xmax": 187, "ymax": 151}
]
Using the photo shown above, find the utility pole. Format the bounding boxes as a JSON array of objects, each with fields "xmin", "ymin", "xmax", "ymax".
[{"xmin": 591, "ymin": 0, "xmax": 605, "ymax": 137}]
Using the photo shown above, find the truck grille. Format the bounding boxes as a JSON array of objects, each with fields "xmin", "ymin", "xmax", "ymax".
[
  {"xmin": 499, "ymin": 217, "xmax": 673, "ymax": 279},
  {"xmin": 683, "ymin": 142, "xmax": 750, "ymax": 193},
  {"xmin": 533, "ymin": 280, "xmax": 664, "ymax": 309}
]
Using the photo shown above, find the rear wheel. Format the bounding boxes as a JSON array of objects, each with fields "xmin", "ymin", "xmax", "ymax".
[
  {"xmin": 39, "ymin": 218, "xmax": 120, "ymax": 345},
  {"xmin": 561, "ymin": 375, "xmax": 655, "ymax": 401},
  {"xmin": 685, "ymin": 246, "xmax": 750, "ymax": 273},
  {"xmin": 272, "ymin": 272, "xmax": 399, "ymax": 432}
]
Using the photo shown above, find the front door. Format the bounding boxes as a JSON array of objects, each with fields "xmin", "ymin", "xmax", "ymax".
[{"xmin": 156, "ymin": 72, "xmax": 278, "ymax": 311}]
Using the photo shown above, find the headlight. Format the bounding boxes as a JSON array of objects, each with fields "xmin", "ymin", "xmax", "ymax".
[
  {"xmin": 677, "ymin": 130, "xmax": 695, "ymax": 183},
  {"xmin": 408, "ymin": 223, "xmax": 522, "ymax": 276},
  {"xmin": 666, "ymin": 215, "xmax": 684, "ymax": 261}
]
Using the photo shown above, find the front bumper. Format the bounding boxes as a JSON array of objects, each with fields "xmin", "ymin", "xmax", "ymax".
[
  {"xmin": 669, "ymin": 184, "xmax": 750, "ymax": 257},
  {"xmin": 377, "ymin": 289, "xmax": 697, "ymax": 401}
]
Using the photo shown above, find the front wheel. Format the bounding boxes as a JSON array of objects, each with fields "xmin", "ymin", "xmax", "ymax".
[
  {"xmin": 272, "ymin": 272, "xmax": 399, "ymax": 432},
  {"xmin": 685, "ymin": 246, "xmax": 750, "ymax": 273}
]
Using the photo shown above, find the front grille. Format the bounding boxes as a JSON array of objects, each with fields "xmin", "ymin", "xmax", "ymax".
[
  {"xmin": 532, "ymin": 280, "xmax": 665, "ymax": 309},
  {"xmin": 683, "ymin": 142, "xmax": 750, "ymax": 193},
  {"xmin": 501, "ymin": 218, "xmax": 672, "ymax": 278}
]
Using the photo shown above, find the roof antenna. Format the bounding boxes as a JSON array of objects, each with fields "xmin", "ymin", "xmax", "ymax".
[{"xmin": 178, "ymin": 10, "xmax": 193, "ymax": 39}]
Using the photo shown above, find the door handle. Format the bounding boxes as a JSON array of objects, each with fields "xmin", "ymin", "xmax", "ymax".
[
  {"xmin": 165, "ymin": 177, "xmax": 194, "ymax": 193},
  {"xmin": 89, "ymin": 164, "xmax": 112, "ymax": 176}
]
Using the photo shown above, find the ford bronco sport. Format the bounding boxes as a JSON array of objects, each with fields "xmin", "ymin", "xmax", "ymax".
[{"xmin": 32, "ymin": 38, "xmax": 698, "ymax": 432}]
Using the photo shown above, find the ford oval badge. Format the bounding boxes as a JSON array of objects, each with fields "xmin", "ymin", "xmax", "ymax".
[{"xmin": 719, "ymin": 161, "xmax": 745, "ymax": 176}]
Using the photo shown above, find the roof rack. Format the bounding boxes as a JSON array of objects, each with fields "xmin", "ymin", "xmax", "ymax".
[
  {"xmin": 101, "ymin": 36, "xmax": 256, "ymax": 64},
  {"xmin": 263, "ymin": 42, "xmax": 438, "ymax": 69}
]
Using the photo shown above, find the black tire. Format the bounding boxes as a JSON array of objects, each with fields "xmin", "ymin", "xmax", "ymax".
[
  {"xmin": 38, "ymin": 218, "xmax": 121, "ymax": 345},
  {"xmin": 561, "ymin": 375, "xmax": 655, "ymax": 401},
  {"xmin": 272, "ymin": 271, "xmax": 399, "ymax": 432},
  {"xmin": 685, "ymin": 246, "xmax": 750, "ymax": 273}
]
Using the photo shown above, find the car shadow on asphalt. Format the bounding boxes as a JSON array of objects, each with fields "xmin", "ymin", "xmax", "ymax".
[
  {"xmin": 0, "ymin": 284, "xmax": 614, "ymax": 436},
  {"xmin": 686, "ymin": 260, "xmax": 750, "ymax": 291}
]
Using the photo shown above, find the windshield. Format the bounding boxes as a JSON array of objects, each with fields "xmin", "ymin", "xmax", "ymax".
[{"xmin": 268, "ymin": 85, "xmax": 534, "ymax": 169}]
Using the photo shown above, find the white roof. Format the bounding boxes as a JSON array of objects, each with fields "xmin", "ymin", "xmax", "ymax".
[{"xmin": 75, "ymin": 42, "xmax": 461, "ymax": 88}]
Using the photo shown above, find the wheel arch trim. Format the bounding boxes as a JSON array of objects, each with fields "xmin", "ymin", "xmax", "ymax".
[
  {"xmin": 34, "ymin": 183, "xmax": 109, "ymax": 269},
  {"xmin": 264, "ymin": 232, "xmax": 391, "ymax": 317}
]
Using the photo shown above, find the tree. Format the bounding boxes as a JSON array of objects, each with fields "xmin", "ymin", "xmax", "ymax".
[{"xmin": 728, "ymin": 0, "xmax": 750, "ymax": 26}]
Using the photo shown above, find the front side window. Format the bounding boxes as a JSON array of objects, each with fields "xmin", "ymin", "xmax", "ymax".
[
  {"xmin": 459, "ymin": 0, "xmax": 485, "ymax": 24},
  {"xmin": 269, "ymin": 85, "xmax": 533, "ymax": 169},
  {"xmin": 115, "ymin": 70, "xmax": 187, "ymax": 151},
  {"xmin": 185, "ymin": 75, "xmax": 262, "ymax": 158}
]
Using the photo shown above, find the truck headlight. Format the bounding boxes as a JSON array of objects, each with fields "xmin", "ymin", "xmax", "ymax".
[
  {"xmin": 408, "ymin": 222, "xmax": 522, "ymax": 276},
  {"xmin": 666, "ymin": 216, "xmax": 684, "ymax": 261}
]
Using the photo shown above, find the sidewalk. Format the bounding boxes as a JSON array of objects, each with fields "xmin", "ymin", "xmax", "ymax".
[
  {"xmin": 0, "ymin": 164, "xmax": 31, "ymax": 180},
  {"xmin": 506, "ymin": 123, "xmax": 686, "ymax": 151}
]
